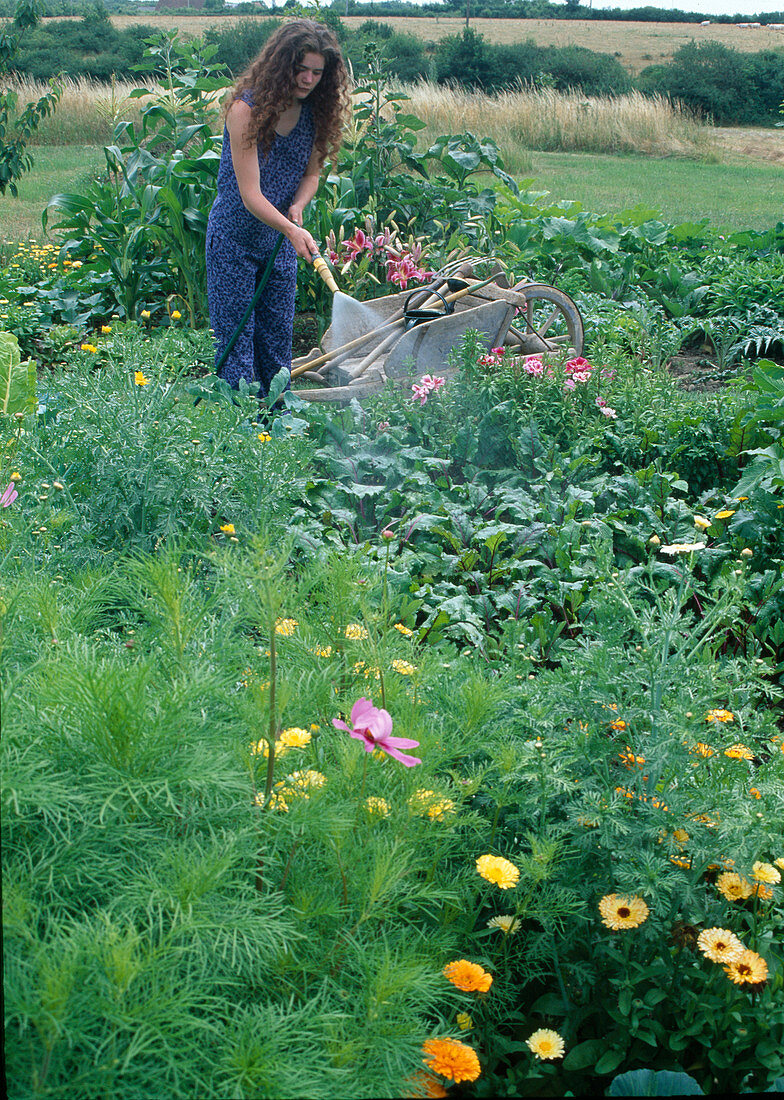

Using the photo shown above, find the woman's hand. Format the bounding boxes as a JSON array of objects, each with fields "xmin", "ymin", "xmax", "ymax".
[
  {"xmin": 285, "ymin": 221, "xmax": 318, "ymax": 262},
  {"xmin": 288, "ymin": 202, "xmax": 305, "ymax": 226}
]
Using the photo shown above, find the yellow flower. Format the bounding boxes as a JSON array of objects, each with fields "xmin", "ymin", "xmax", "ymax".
[
  {"xmin": 422, "ymin": 1038, "xmax": 481, "ymax": 1084},
  {"xmin": 751, "ymin": 882, "xmax": 773, "ymax": 901},
  {"xmin": 457, "ymin": 1012, "xmax": 473, "ymax": 1031},
  {"xmin": 312, "ymin": 645, "xmax": 332, "ymax": 657},
  {"xmin": 691, "ymin": 742, "xmax": 715, "ymax": 758},
  {"xmin": 724, "ymin": 949, "xmax": 768, "ymax": 986},
  {"xmin": 724, "ymin": 743, "xmax": 754, "ymax": 760},
  {"xmin": 408, "ymin": 789, "xmax": 456, "ymax": 821},
  {"xmin": 751, "ymin": 861, "xmax": 781, "ymax": 885},
  {"xmin": 660, "ymin": 541, "xmax": 705, "ymax": 554},
  {"xmin": 716, "ymin": 871, "xmax": 753, "ymax": 901},
  {"xmin": 693, "ymin": 515, "xmax": 711, "ymax": 530},
  {"xmin": 392, "ymin": 658, "xmax": 417, "ymax": 675},
  {"xmin": 257, "ymin": 432, "xmax": 272, "ymax": 443},
  {"xmin": 526, "ymin": 1029, "xmax": 565, "ymax": 1061},
  {"xmin": 11, "ymin": 471, "xmax": 21, "ymax": 481},
  {"xmin": 608, "ymin": 718, "xmax": 627, "ymax": 731},
  {"xmin": 101, "ymin": 325, "xmax": 111, "ymax": 333},
  {"xmin": 740, "ymin": 548, "xmax": 753, "ymax": 557},
  {"xmin": 403, "ymin": 1071, "xmax": 449, "ymax": 1098},
  {"xmin": 775, "ymin": 858, "xmax": 784, "ymax": 871},
  {"xmin": 134, "ymin": 371, "xmax": 150, "ymax": 386},
  {"xmin": 345, "ymin": 623, "xmax": 368, "ymax": 640},
  {"xmin": 365, "ymin": 796, "xmax": 390, "ymax": 818},
  {"xmin": 394, "ymin": 622, "xmax": 414, "ymax": 636},
  {"xmin": 706, "ymin": 708, "xmax": 734, "ymax": 723},
  {"xmin": 598, "ymin": 893, "xmax": 650, "ymax": 930},
  {"xmin": 219, "ymin": 523, "xmax": 235, "ymax": 534},
  {"xmin": 280, "ymin": 727, "xmax": 312, "ymax": 750},
  {"xmin": 715, "ymin": 509, "xmax": 735, "ymax": 520},
  {"xmin": 443, "ymin": 959, "xmax": 493, "ymax": 993},
  {"xmin": 80, "ymin": 343, "xmax": 98, "ymax": 353},
  {"xmin": 476, "ymin": 854, "xmax": 520, "ymax": 890},
  {"xmin": 275, "ymin": 618, "xmax": 298, "ymax": 636},
  {"xmin": 648, "ymin": 534, "xmax": 661, "ymax": 545},
  {"xmin": 697, "ymin": 927, "xmax": 744, "ymax": 964},
  {"xmin": 140, "ymin": 309, "xmax": 151, "ymax": 319},
  {"xmin": 171, "ymin": 310, "xmax": 181, "ymax": 320},
  {"xmin": 487, "ymin": 914, "xmax": 520, "ymax": 935}
]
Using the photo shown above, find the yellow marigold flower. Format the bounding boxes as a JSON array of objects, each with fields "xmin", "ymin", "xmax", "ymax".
[
  {"xmin": 670, "ymin": 856, "xmax": 691, "ymax": 869},
  {"xmin": 697, "ymin": 927, "xmax": 744, "ymax": 964},
  {"xmin": 476, "ymin": 854, "xmax": 520, "ymax": 890},
  {"xmin": 313, "ymin": 645, "xmax": 332, "ymax": 657},
  {"xmin": 170, "ymin": 310, "xmax": 181, "ymax": 320},
  {"xmin": 775, "ymin": 857, "xmax": 784, "ymax": 871},
  {"xmin": 345, "ymin": 623, "xmax": 368, "ymax": 640},
  {"xmin": 724, "ymin": 743, "xmax": 754, "ymax": 760},
  {"xmin": 691, "ymin": 742, "xmax": 715, "ymax": 757},
  {"xmin": 392, "ymin": 658, "xmax": 417, "ymax": 675},
  {"xmin": 751, "ymin": 861, "xmax": 780, "ymax": 885},
  {"xmin": 101, "ymin": 325, "xmax": 111, "ymax": 333},
  {"xmin": 619, "ymin": 746, "xmax": 644, "ymax": 767},
  {"xmin": 279, "ymin": 727, "xmax": 311, "ymax": 750},
  {"xmin": 219, "ymin": 523, "xmax": 235, "ymax": 534},
  {"xmin": 443, "ymin": 960, "xmax": 493, "ymax": 993},
  {"xmin": 394, "ymin": 622, "xmax": 414, "ymax": 636},
  {"xmin": 487, "ymin": 914, "xmax": 520, "ymax": 935},
  {"xmin": 134, "ymin": 370, "xmax": 150, "ymax": 386},
  {"xmin": 716, "ymin": 871, "xmax": 753, "ymax": 901},
  {"xmin": 365, "ymin": 796, "xmax": 390, "ymax": 818},
  {"xmin": 404, "ymin": 1071, "xmax": 449, "ymax": 1098},
  {"xmin": 140, "ymin": 309, "xmax": 151, "ymax": 319},
  {"xmin": 80, "ymin": 343, "xmax": 98, "ymax": 353},
  {"xmin": 724, "ymin": 949, "xmax": 768, "ymax": 986},
  {"xmin": 275, "ymin": 617, "xmax": 298, "ymax": 636},
  {"xmin": 648, "ymin": 534, "xmax": 661, "ymax": 545},
  {"xmin": 422, "ymin": 1038, "xmax": 481, "ymax": 1084},
  {"xmin": 673, "ymin": 828, "xmax": 689, "ymax": 845},
  {"xmin": 598, "ymin": 893, "xmax": 650, "ymax": 930},
  {"xmin": 10, "ymin": 472, "xmax": 21, "ymax": 481},
  {"xmin": 457, "ymin": 1012, "xmax": 473, "ymax": 1031},
  {"xmin": 257, "ymin": 432, "xmax": 272, "ymax": 442},
  {"xmin": 706, "ymin": 708, "xmax": 734, "ymax": 723},
  {"xmin": 715, "ymin": 509, "xmax": 735, "ymax": 520},
  {"xmin": 526, "ymin": 1029, "xmax": 565, "ymax": 1061},
  {"xmin": 693, "ymin": 515, "xmax": 711, "ymax": 530},
  {"xmin": 750, "ymin": 787, "xmax": 761, "ymax": 799}
]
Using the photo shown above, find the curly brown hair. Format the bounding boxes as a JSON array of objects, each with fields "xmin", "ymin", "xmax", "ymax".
[{"xmin": 229, "ymin": 19, "xmax": 350, "ymax": 166}]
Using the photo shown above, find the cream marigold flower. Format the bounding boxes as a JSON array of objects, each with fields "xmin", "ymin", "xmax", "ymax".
[
  {"xmin": 345, "ymin": 623, "xmax": 368, "ymax": 640},
  {"xmin": 751, "ymin": 861, "xmax": 781, "ymax": 885},
  {"xmin": 443, "ymin": 960, "xmax": 493, "ymax": 993},
  {"xmin": 697, "ymin": 927, "xmax": 744, "ymax": 964},
  {"xmin": 422, "ymin": 1038, "xmax": 481, "ymax": 1083},
  {"xmin": 394, "ymin": 622, "xmax": 414, "ymax": 636},
  {"xmin": 392, "ymin": 658, "xmax": 417, "ymax": 675},
  {"xmin": 487, "ymin": 914, "xmax": 520, "ymax": 935},
  {"xmin": 724, "ymin": 743, "xmax": 754, "ymax": 760},
  {"xmin": 365, "ymin": 796, "xmax": 390, "ymax": 818},
  {"xmin": 706, "ymin": 708, "xmax": 734, "ymax": 723},
  {"xmin": 275, "ymin": 617, "xmax": 298, "ymax": 636},
  {"xmin": 476, "ymin": 854, "xmax": 520, "ymax": 889},
  {"xmin": 693, "ymin": 515, "xmax": 711, "ymax": 530},
  {"xmin": 716, "ymin": 871, "xmax": 753, "ymax": 901},
  {"xmin": 724, "ymin": 949, "xmax": 768, "ymax": 986},
  {"xmin": 660, "ymin": 541, "xmax": 705, "ymax": 554},
  {"xmin": 598, "ymin": 893, "xmax": 650, "ymax": 930},
  {"xmin": 526, "ymin": 1029, "xmax": 565, "ymax": 1061}
]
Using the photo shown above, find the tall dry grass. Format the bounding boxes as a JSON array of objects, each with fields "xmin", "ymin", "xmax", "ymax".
[
  {"xmin": 401, "ymin": 82, "xmax": 719, "ymax": 167},
  {"xmin": 12, "ymin": 75, "xmax": 718, "ymax": 165}
]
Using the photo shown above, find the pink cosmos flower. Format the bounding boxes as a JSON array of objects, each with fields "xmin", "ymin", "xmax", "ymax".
[
  {"xmin": 1, "ymin": 482, "xmax": 18, "ymax": 507},
  {"xmin": 333, "ymin": 697, "xmax": 421, "ymax": 766}
]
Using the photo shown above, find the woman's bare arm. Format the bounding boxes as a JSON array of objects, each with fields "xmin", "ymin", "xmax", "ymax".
[{"xmin": 288, "ymin": 147, "xmax": 322, "ymax": 227}]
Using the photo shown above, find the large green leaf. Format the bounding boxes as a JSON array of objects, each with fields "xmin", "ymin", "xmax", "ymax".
[
  {"xmin": 0, "ymin": 331, "xmax": 36, "ymax": 417},
  {"xmin": 607, "ymin": 1069, "xmax": 703, "ymax": 1096}
]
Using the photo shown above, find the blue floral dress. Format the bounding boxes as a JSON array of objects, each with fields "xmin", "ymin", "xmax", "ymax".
[{"xmin": 206, "ymin": 94, "xmax": 315, "ymax": 395}]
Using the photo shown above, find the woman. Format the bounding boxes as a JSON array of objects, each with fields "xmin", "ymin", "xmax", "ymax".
[{"xmin": 206, "ymin": 19, "xmax": 349, "ymax": 398}]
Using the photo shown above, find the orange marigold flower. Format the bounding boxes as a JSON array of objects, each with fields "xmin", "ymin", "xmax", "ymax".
[
  {"xmin": 751, "ymin": 882, "xmax": 773, "ymax": 901},
  {"xmin": 716, "ymin": 871, "xmax": 753, "ymax": 901},
  {"xmin": 620, "ymin": 746, "xmax": 645, "ymax": 767},
  {"xmin": 749, "ymin": 787, "xmax": 761, "ymax": 799},
  {"xmin": 403, "ymin": 1071, "xmax": 449, "ymax": 1098},
  {"xmin": 724, "ymin": 743, "xmax": 754, "ymax": 760},
  {"xmin": 691, "ymin": 742, "xmax": 715, "ymax": 758},
  {"xmin": 724, "ymin": 949, "xmax": 768, "ymax": 986},
  {"xmin": 422, "ymin": 1038, "xmax": 481, "ymax": 1084},
  {"xmin": 609, "ymin": 718, "xmax": 627, "ymax": 731},
  {"xmin": 443, "ymin": 960, "xmax": 493, "ymax": 993},
  {"xmin": 706, "ymin": 709, "xmax": 734, "ymax": 723}
]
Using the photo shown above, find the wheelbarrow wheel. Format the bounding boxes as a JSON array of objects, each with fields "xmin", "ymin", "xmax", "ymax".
[{"xmin": 510, "ymin": 283, "xmax": 584, "ymax": 357}]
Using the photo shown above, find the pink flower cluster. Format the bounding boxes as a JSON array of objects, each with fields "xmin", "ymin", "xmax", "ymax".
[
  {"xmin": 595, "ymin": 396, "xmax": 618, "ymax": 419},
  {"xmin": 477, "ymin": 346, "xmax": 506, "ymax": 368},
  {"xmin": 562, "ymin": 355, "xmax": 594, "ymax": 392},
  {"xmin": 411, "ymin": 374, "xmax": 446, "ymax": 405},
  {"xmin": 331, "ymin": 228, "xmax": 433, "ymax": 290}
]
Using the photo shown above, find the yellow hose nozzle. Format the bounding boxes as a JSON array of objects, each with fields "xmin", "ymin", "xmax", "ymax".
[{"xmin": 312, "ymin": 251, "xmax": 339, "ymax": 295}]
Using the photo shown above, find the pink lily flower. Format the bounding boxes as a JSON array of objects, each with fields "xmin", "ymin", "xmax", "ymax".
[
  {"xmin": 332, "ymin": 697, "xmax": 421, "ymax": 767},
  {"xmin": 1, "ymin": 482, "xmax": 18, "ymax": 507}
]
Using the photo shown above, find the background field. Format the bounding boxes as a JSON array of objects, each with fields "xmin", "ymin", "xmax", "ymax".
[{"xmin": 43, "ymin": 14, "xmax": 784, "ymax": 76}]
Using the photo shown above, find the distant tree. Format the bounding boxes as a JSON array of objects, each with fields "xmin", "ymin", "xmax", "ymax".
[{"xmin": 0, "ymin": 0, "xmax": 61, "ymax": 196}]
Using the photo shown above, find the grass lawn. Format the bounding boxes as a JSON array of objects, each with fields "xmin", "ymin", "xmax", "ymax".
[
  {"xmin": 522, "ymin": 151, "xmax": 784, "ymax": 232},
  {"xmin": 0, "ymin": 145, "xmax": 104, "ymax": 247}
]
